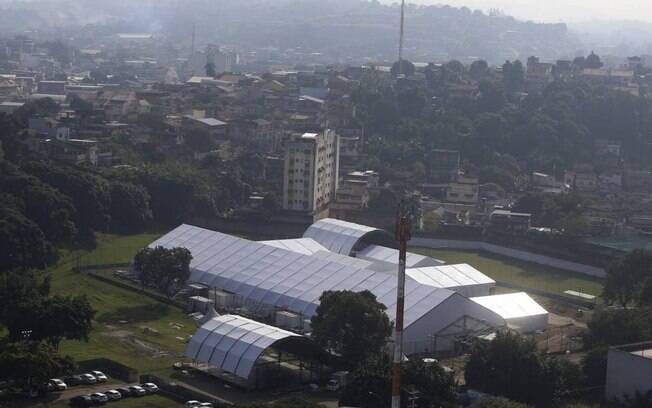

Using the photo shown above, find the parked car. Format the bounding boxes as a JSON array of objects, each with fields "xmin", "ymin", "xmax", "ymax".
[
  {"xmin": 184, "ymin": 401, "xmax": 201, "ymax": 408},
  {"xmin": 115, "ymin": 387, "xmax": 131, "ymax": 398},
  {"xmin": 49, "ymin": 379, "xmax": 67, "ymax": 391},
  {"xmin": 105, "ymin": 390, "xmax": 122, "ymax": 401},
  {"xmin": 128, "ymin": 385, "xmax": 146, "ymax": 397},
  {"xmin": 69, "ymin": 395, "xmax": 93, "ymax": 407},
  {"xmin": 326, "ymin": 379, "xmax": 341, "ymax": 391},
  {"xmin": 80, "ymin": 374, "xmax": 97, "ymax": 385},
  {"xmin": 90, "ymin": 392, "xmax": 109, "ymax": 405},
  {"xmin": 64, "ymin": 375, "xmax": 84, "ymax": 386},
  {"xmin": 141, "ymin": 382, "xmax": 159, "ymax": 393},
  {"xmin": 199, "ymin": 403, "xmax": 214, "ymax": 408},
  {"xmin": 90, "ymin": 371, "xmax": 108, "ymax": 382}
]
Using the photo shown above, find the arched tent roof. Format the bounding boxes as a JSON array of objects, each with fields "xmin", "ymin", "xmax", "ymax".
[
  {"xmin": 303, "ymin": 218, "xmax": 394, "ymax": 256},
  {"xmin": 186, "ymin": 314, "xmax": 313, "ymax": 380}
]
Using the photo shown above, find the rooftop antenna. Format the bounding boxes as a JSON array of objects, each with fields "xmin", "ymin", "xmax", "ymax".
[
  {"xmin": 392, "ymin": 201, "xmax": 411, "ymax": 408},
  {"xmin": 398, "ymin": 0, "xmax": 405, "ymax": 77}
]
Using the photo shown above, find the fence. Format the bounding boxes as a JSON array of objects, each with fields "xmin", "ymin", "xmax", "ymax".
[
  {"xmin": 140, "ymin": 374, "xmax": 233, "ymax": 407},
  {"xmin": 411, "ymin": 237, "xmax": 607, "ymax": 279},
  {"xmin": 77, "ymin": 358, "xmax": 139, "ymax": 383}
]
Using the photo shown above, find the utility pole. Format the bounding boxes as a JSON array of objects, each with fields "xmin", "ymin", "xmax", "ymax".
[
  {"xmin": 392, "ymin": 205, "xmax": 411, "ymax": 408},
  {"xmin": 398, "ymin": 0, "xmax": 405, "ymax": 76}
]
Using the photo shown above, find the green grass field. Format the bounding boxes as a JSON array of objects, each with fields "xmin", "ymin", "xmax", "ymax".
[
  {"xmin": 47, "ymin": 394, "xmax": 181, "ymax": 408},
  {"xmin": 411, "ymin": 247, "xmax": 604, "ymax": 297},
  {"xmin": 47, "ymin": 233, "xmax": 197, "ymax": 377}
]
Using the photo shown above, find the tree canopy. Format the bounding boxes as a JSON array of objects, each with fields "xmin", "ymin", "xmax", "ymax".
[
  {"xmin": 311, "ymin": 290, "xmax": 392, "ymax": 370},
  {"xmin": 133, "ymin": 246, "xmax": 193, "ymax": 297}
]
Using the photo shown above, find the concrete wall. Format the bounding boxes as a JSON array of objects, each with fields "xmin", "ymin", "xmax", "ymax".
[
  {"xmin": 606, "ymin": 349, "xmax": 652, "ymax": 402},
  {"xmin": 410, "ymin": 237, "xmax": 606, "ymax": 278}
]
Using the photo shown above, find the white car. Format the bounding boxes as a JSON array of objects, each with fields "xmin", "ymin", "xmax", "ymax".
[
  {"xmin": 184, "ymin": 401, "xmax": 201, "ymax": 408},
  {"xmin": 49, "ymin": 378, "xmax": 67, "ymax": 391},
  {"xmin": 80, "ymin": 374, "xmax": 97, "ymax": 384},
  {"xmin": 91, "ymin": 371, "xmax": 108, "ymax": 382},
  {"xmin": 128, "ymin": 385, "xmax": 146, "ymax": 397},
  {"xmin": 105, "ymin": 390, "xmax": 122, "ymax": 401},
  {"xmin": 90, "ymin": 392, "xmax": 109, "ymax": 404},
  {"xmin": 141, "ymin": 382, "xmax": 159, "ymax": 393}
]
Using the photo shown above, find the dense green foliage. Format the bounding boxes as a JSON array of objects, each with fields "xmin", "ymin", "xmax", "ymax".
[
  {"xmin": 311, "ymin": 290, "xmax": 392, "ymax": 370},
  {"xmin": 0, "ymin": 341, "xmax": 75, "ymax": 390},
  {"xmin": 133, "ymin": 246, "xmax": 193, "ymax": 297},
  {"xmin": 470, "ymin": 397, "xmax": 528, "ymax": 408},
  {"xmin": 339, "ymin": 353, "xmax": 456, "ymax": 408},
  {"xmin": 354, "ymin": 62, "xmax": 652, "ymax": 187},
  {"xmin": 465, "ymin": 331, "xmax": 580, "ymax": 407},
  {"xmin": 238, "ymin": 398, "xmax": 326, "ymax": 408},
  {"xmin": 603, "ymin": 249, "xmax": 652, "ymax": 307}
]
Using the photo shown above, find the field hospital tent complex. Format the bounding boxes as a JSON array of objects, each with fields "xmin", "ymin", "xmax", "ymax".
[{"xmin": 147, "ymin": 218, "xmax": 548, "ymax": 382}]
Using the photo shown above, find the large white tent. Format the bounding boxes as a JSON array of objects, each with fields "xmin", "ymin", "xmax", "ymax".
[
  {"xmin": 471, "ymin": 292, "xmax": 549, "ymax": 333},
  {"xmin": 150, "ymin": 224, "xmax": 507, "ymax": 354},
  {"xmin": 303, "ymin": 218, "xmax": 389, "ymax": 256},
  {"xmin": 186, "ymin": 314, "xmax": 308, "ymax": 380}
]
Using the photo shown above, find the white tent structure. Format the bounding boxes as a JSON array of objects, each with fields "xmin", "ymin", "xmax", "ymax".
[
  {"xmin": 406, "ymin": 264, "xmax": 496, "ymax": 298},
  {"xmin": 260, "ymin": 238, "xmax": 328, "ymax": 255},
  {"xmin": 150, "ymin": 224, "xmax": 507, "ymax": 354},
  {"xmin": 357, "ymin": 244, "xmax": 444, "ymax": 269},
  {"xmin": 186, "ymin": 314, "xmax": 309, "ymax": 380},
  {"xmin": 471, "ymin": 292, "xmax": 549, "ymax": 333},
  {"xmin": 303, "ymin": 218, "xmax": 390, "ymax": 256}
]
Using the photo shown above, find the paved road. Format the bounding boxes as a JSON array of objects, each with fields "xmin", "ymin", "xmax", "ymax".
[{"xmin": 55, "ymin": 383, "xmax": 128, "ymax": 401}]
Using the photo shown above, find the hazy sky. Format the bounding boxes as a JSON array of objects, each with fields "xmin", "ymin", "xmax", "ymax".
[{"xmin": 404, "ymin": 0, "xmax": 652, "ymax": 23}]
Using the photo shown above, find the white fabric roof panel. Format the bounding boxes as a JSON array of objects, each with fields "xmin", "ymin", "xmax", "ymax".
[
  {"xmin": 357, "ymin": 244, "xmax": 444, "ymax": 268},
  {"xmin": 185, "ymin": 314, "xmax": 302, "ymax": 380},
  {"xmin": 406, "ymin": 264, "xmax": 496, "ymax": 289},
  {"xmin": 303, "ymin": 218, "xmax": 380, "ymax": 255},
  {"xmin": 471, "ymin": 292, "xmax": 548, "ymax": 333},
  {"xmin": 149, "ymin": 224, "xmax": 457, "ymax": 327},
  {"xmin": 260, "ymin": 238, "xmax": 329, "ymax": 255}
]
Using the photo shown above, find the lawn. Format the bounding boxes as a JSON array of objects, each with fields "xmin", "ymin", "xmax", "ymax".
[
  {"xmin": 47, "ymin": 232, "xmax": 197, "ymax": 377},
  {"xmin": 411, "ymin": 247, "xmax": 604, "ymax": 298},
  {"xmin": 47, "ymin": 394, "xmax": 181, "ymax": 408},
  {"xmin": 106, "ymin": 394, "xmax": 182, "ymax": 407}
]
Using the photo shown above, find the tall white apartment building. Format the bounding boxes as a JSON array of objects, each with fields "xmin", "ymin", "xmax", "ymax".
[{"xmin": 283, "ymin": 130, "xmax": 339, "ymax": 212}]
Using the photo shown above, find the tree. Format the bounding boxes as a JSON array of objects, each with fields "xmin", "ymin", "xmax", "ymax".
[
  {"xmin": 0, "ymin": 342, "xmax": 75, "ymax": 391},
  {"xmin": 403, "ymin": 358, "xmax": 456, "ymax": 408},
  {"xmin": 7, "ymin": 295, "xmax": 95, "ymax": 348},
  {"xmin": 585, "ymin": 51, "xmax": 603, "ymax": 69},
  {"xmin": 469, "ymin": 60, "xmax": 489, "ymax": 81},
  {"xmin": 206, "ymin": 62, "xmax": 217, "ymax": 77},
  {"xmin": 262, "ymin": 192, "xmax": 280, "ymax": 213},
  {"xmin": 311, "ymin": 290, "xmax": 392, "ymax": 370},
  {"xmin": 391, "ymin": 60, "xmax": 415, "ymax": 77},
  {"xmin": 368, "ymin": 189, "xmax": 398, "ymax": 212},
  {"xmin": 339, "ymin": 353, "xmax": 456, "ymax": 408},
  {"xmin": 603, "ymin": 250, "xmax": 652, "ymax": 307},
  {"xmin": 465, "ymin": 331, "xmax": 577, "ymax": 407},
  {"xmin": 133, "ymin": 246, "xmax": 193, "ymax": 297},
  {"xmin": 0, "ymin": 207, "xmax": 57, "ymax": 270},
  {"xmin": 583, "ymin": 308, "xmax": 652, "ymax": 349},
  {"xmin": 109, "ymin": 181, "xmax": 152, "ymax": 232},
  {"xmin": 184, "ymin": 128, "xmax": 214, "ymax": 152},
  {"xmin": 581, "ymin": 346, "xmax": 608, "ymax": 386},
  {"xmin": 470, "ymin": 397, "xmax": 528, "ymax": 408},
  {"xmin": 503, "ymin": 60, "xmax": 524, "ymax": 94},
  {"xmin": 69, "ymin": 96, "xmax": 94, "ymax": 117}
]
